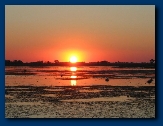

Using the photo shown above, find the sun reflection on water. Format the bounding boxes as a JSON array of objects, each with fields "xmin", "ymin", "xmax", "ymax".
[
  {"xmin": 70, "ymin": 67, "xmax": 77, "ymax": 72},
  {"xmin": 71, "ymin": 80, "xmax": 76, "ymax": 86},
  {"xmin": 71, "ymin": 75, "xmax": 77, "ymax": 79},
  {"xmin": 70, "ymin": 75, "xmax": 77, "ymax": 86},
  {"xmin": 70, "ymin": 67, "xmax": 77, "ymax": 86}
]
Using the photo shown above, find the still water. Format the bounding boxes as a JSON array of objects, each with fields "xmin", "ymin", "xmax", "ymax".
[{"xmin": 5, "ymin": 66, "xmax": 155, "ymax": 87}]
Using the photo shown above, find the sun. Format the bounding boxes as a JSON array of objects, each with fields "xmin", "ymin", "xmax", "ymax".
[{"xmin": 70, "ymin": 56, "xmax": 77, "ymax": 63}]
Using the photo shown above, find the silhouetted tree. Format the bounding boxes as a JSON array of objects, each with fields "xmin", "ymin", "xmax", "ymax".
[
  {"xmin": 150, "ymin": 59, "xmax": 155, "ymax": 64},
  {"xmin": 54, "ymin": 60, "xmax": 59, "ymax": 63},
  {"xmin": 5, "ymin": 60, "xmax": 11, "ymax": 66}
]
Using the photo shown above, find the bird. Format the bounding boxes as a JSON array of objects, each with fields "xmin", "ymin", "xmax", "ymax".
[
  {"xmin": 105, "ymin": 77, "xmax": 109, "ymax": 82},
  {"xmin": 147, "ymin": 78, "xmax": 153, "ymax": 84}
]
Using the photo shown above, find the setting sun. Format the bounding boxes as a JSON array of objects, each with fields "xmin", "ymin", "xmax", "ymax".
[{"xmin": 70, "ymin": 56, "xmax": 77, "ymax": 63}]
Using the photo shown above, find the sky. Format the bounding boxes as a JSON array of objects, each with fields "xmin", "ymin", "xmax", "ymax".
[{"xmin": 5, "ymin": 5, "xmax": 155, "ymax": 63}]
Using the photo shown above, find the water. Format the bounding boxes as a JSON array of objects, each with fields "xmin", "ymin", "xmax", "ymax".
[
  {"xmin": 5, "ymin": 66, "xmax": 155, "ymax": 118},
  {"xmin": 5, "ymin": 66, "xmax": 155, "ymax": 86}
]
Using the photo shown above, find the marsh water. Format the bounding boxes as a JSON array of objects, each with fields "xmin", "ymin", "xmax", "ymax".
[{"xmin": 5, "ymin": 66, "xmax": 155, "ymax": 86}]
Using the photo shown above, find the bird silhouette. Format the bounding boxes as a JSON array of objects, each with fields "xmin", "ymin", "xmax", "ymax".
[
  {"xmin": 147, "ymin": 78, "xmax": 153, "ymax": 84},
  {"xmin": 105, "ymin": 77, "xmax": 109, "ymax": 82}
]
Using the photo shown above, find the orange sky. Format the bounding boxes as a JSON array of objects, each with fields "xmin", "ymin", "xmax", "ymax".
[{"xmin": 5, "ymin": 5, "xmax": 155, "ymax": 63}]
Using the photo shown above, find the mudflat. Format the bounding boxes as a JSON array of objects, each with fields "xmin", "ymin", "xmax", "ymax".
[{"xmin": 5, "ymin": 85, "xmax": 155, "ymax": 118}]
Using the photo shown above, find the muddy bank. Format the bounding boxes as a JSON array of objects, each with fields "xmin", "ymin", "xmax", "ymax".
[{"xmin": 5, "ymin": 85, "xmax": 155, "ymax": 118}]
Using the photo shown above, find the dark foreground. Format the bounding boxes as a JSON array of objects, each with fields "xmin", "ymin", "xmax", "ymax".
[{"xmin": 5, "ymin": 85, "xmax": 155, "ymax": 118}]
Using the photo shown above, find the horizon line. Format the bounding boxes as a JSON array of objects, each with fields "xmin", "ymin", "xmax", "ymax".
[{"xmin": 5, "ymin": 59, "xmax": 155, "ymax": 63}]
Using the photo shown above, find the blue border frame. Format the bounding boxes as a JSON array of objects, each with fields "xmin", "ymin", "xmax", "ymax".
[{"xmin": 1, "ymin": 0, "xmax": 162, "ymax": 126}]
